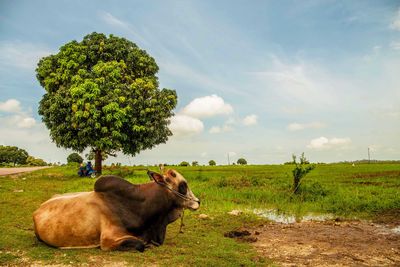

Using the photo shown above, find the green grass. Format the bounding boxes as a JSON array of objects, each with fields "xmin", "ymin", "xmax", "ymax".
[{"xmin": 0, "ymin": 163, "xmax": 399, "ymax": 266}]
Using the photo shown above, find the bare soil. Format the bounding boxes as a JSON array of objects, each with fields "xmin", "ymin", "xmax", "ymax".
[
  {"xmin": 0, "ymin": 166, "xmax": 50, "ymax": 176},
  {"xmin": 232, "ymin": 220, "xmax": 400, "ymax": 266}
]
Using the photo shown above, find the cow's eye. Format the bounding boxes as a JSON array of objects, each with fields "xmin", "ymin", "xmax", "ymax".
[{"xmin": 178, "ymin": 182, "xmax": 187, "ymax": 195}]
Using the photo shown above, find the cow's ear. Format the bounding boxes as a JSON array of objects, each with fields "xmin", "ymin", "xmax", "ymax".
[{"xmin": 147, "ymin": 170, "xmax": 165, "ymax": 184}]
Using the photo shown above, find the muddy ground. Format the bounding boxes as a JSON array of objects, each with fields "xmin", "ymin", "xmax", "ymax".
[{"xmin": 230, "ymin": 219, "xmax": 400, "ymax": 266}]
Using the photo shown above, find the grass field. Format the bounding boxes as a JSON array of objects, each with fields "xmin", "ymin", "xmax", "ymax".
[{"xmin": 0, "ymin": 163, "xmax": 399, "ymax": 266}]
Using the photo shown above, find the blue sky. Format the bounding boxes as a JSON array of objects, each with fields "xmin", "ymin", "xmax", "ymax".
[{"xmin": 0, "ymin": 0, "xmax": 399, "ymax": 165}]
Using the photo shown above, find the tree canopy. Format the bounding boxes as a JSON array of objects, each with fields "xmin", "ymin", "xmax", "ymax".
[
  {"xmin": 209, "ymin": 160, "xmax": 216, "ymax": 166},
  {"xmin": 237, "ymin": 158, "xmax": 247, "ymax": 165},
  {"xmin": 36, "ymin": 33, "xmax": 177, "ymax": 174},
  {"xmin": 0, "ymin": 145, "xmax": 47, "ymax": 166},
  {"xmin": 26, "ymin": 156, "xmax": 48, "ymax": 166},
  {"xmin": 0, "ymin": 145, "xmax": 29, "ymax": 166},
  {"xmin": 67, "ymin": 153, "xmax": 83, "ymax": 164}
]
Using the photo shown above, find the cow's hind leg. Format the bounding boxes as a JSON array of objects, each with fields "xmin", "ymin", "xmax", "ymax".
[
  {"xmin": 100, "ymin": 217, "xmax": 145, "ymax": 252},
  {"xmin": 118, "ymin": 238, "xmax": 145, "ymax": 252},
  {"xmin": 100, "ymin": 234, "xmax": 145, "ymax": 252}
]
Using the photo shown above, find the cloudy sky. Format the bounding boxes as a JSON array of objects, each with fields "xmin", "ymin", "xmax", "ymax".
[{"xmin": 1, "ymin": 0, "xmax": 399, "ymax": 165}]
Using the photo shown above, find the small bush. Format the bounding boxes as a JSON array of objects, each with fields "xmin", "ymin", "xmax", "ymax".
[
  {"xmin": 217, "ymin": 177, "xmax": 228, "ymax": 188},
  {"xmin": 291, "ymin": 153, "xmax": 315, "ymax": 194}
]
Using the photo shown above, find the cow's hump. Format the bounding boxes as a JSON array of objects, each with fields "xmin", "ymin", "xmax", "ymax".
[{"xmin": 94, "ymin": 175, "xmax": 133, "ymax": 193}]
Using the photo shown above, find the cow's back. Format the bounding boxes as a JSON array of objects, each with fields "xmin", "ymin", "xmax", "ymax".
[{"xmin": 33, "ymin": 191, "xmax": 104, "ymax": 248}]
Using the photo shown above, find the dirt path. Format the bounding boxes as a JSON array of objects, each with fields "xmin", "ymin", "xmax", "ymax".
[
  {"xmin": 0, "ymin": 166, "xmax": 50, "ymax": 176},
  {"xmin": 236, "ymin": 220, "xmax": 400, "ymax": 266}
]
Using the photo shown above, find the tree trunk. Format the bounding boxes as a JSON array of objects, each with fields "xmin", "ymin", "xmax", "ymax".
[{"xmin": 95, "ymin": 149, "xmax": 102, "ymax": 175}]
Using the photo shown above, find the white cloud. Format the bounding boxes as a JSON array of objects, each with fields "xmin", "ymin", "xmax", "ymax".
[
  {"xmin": 308, "ymin": 137, "xmax": 351, "ymax": 150},
  {"xmin": 209, "ymin": 125, "xmax": 233, "ymax": 134},
  {"xmin": 16, "ymin": 116, "xmax": 36, "ymax": 128},
  {"xmin": 0, "ymin": 99, "xmax": 21, "ymax": 113},
  {"xmin": 209, "ymin": 117, "xmax": 236, "ymax": 134},
  {"xmin": 209, "ymin": 114, "xmax": 257, "ymax": 133},
  {"xmin": 98, "ymin": 11, "xmax": 147, "ymax": 45},
  {"xmin": 225, "ymin": 117, "xmax": 236, "ymax": 125},
  {"xmin": 281, "ymin": 106, "xmax": 304, "ymax": 115},
  {"xmin": 100, "ymin": 12, "xmax": 129, "ymax": 28},
  {"xmin": 0, "ymin": 99, "xmax": 37, "ymax": 129},
  {"xmin": 287, "ymin": 122, "xmax": 325, "ymax": 131},
  {"xmin": 371, "ymin": 105, "xmax": 400, "ymax": 119},
  {"xmin": 242, "ymin": 114, "xmax": 258, "ymax": 126},
  {"xmin": 250, "ymin": 56, "xmax": 335, "ymax": 107},
  {"xmin": 181, "ymin": 95, "xmax": 233, "ymax": 118},
  {"xmin": 169, "ymin": 114, "xmax": 204, "ymax": 136},
  {"xmin": 1, "ymin": 114, "xmax": 37, "ymax": 129},
  {"xmin": 390, "ymin": 41, "xmax": 400, "ymax": 50},
  {"xmin": 170, "ymin": 96, "xmax": 236, "ymax": 136},
  {"xmin": 159, "ymin": 59, "xmax": 247, "ymax": 98},
  {"xmin": 209, "ymin": 126, "xmax": 220, "ymax": 134},
  {"xmin": 390, "ymin": 8, "xmax": 400, "ymax": 31},
  {"xmin": 362, "ymin": 45, "xmax": 382, "ymax": 62},
  {"xmin": 0, "ymin": 41, "xmax": 52, "ymax": 70},
  {"xmin": 0, "ymin": 122, "xmax": 71, "ymax": 163}
]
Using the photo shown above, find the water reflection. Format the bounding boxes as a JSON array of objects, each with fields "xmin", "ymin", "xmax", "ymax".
[{"xmin": 252, "ymin": 209, "xmax": 334, "ymax": 224}]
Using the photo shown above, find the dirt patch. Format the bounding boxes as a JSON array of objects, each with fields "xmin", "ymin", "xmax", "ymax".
[
  {"xmin": 224, "ymin": 230, "xmax": 258, "ymax": 243},
  {"xmin": 235, "ymin": 220, "xmax": 400, "ymax": 266},
  {"xmin": 0, "ymin": 166, "xmax": 51, "ymax": 176},
  {"xmin": 373, "ymin": 209, "xmax": 400, "ymax": 227}
]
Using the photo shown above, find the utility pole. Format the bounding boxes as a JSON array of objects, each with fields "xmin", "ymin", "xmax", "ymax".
[
  {"xmin": 368, "ymin": 147, "xmax": 371, "ymax": 164},
  {"xmin": 227, "ymin": 153, "xmax": 230, "ymax": 165}
]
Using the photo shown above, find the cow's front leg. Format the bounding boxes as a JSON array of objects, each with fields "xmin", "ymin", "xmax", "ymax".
[{"xmin": 100, "ymin": 233, "xmax": 145, "ymax": 252}]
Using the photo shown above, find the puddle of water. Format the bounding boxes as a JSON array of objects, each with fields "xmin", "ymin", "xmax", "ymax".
[
  {"xmin": 253, "ymin": 209, "xmax": 297, "ymax": 223},
  {"xmin": 392, "ymin": 226, "xmax": 400, "ymax": 234},
  {"xmin": 250, "ymin": 209, "xmax": 400, "ymax": 235},
  {"xmin": 252, "ymin": 209, "xmax": 334, "ymax": 224}
]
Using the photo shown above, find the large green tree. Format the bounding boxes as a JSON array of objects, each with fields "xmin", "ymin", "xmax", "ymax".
[
  {"xmin": 0, "ymin": 145, "xmax": 29, "ymax": 166},
  {"xmin": 36, "ymin": 33, "xmax": 177, "ymax": 174}
]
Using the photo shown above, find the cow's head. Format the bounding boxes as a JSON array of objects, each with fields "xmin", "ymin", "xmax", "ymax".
[{"xmin": 148, "ymin": 169, "xmax": 200, "ymax": 211}]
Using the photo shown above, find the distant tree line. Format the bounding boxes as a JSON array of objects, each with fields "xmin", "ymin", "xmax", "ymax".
[
  {"xmin": 0, "ymin": 145, "xmax": 48, "ymax": 166},
  {"xmin": 170, "ymin": 158, "xmax": 250, "ymax": 167},
  {"xmin": 338, "ymin": 160, "xmax": 400, "ymax": 164}
]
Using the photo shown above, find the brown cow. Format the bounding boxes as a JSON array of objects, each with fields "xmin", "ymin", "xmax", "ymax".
[{"xmin": 33, "ymin": 169, "xmax": 200, "ymax": 252}]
